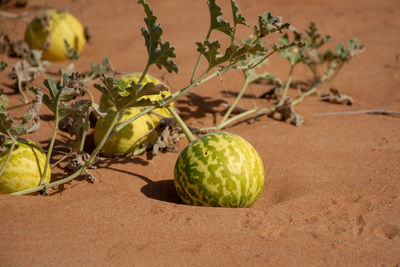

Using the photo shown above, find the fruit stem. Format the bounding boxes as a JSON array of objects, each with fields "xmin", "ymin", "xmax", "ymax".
[{"xmin": 166, "ymin": 105, "xmax": 195, "ymax": 143}]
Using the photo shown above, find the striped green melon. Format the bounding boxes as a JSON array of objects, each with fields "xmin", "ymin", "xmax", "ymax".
[
  {"xmin": 0, "ymin": 139, "xmax": 51, "ymax": 193},
  {"xmin": 174, "ymin": 132, "xmax": 265, "ymax": 207},
  {"xmin": 99, "ymin": 72, "xmax": 173, "ymax": 125}
]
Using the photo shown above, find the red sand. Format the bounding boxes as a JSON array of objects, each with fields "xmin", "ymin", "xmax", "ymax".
[{"xmin": 1, "ymin": 0, "xmax": 400, "ymax": 265}]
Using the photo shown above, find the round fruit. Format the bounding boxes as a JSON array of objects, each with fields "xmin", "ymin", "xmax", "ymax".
[
  {"xmin": 174, "ymin": 132, "xmax": 265, "ymax": 207},
  {"xmin": 94, "ymin": 107, "xmax": 157, "ymax": 157},
  {"xmin": 99, "ymin": 72, "xmax": 173, "ymax": 124},
  {"xmin": 25, "ymin": 9, "xmax": 85, "ymax": 61},
  {"xmin": 0, "ymin": 139, "xmax": 51, "ymax": 193}
]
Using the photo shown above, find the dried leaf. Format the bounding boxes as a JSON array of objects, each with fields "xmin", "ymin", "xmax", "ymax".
[
  {"xmin": 58, "ymin": 99, "xmax": 91, "ymax": 138},
  {"xmin": 320, "ymin": 88, "xmax": 354, "ymax": 105},
  {"xmin": 152, "ymin": 117, "xmax": 180, "ymax": 155},
  {"xmin": 0, "ymin": 29, "xmax": 30, "ymax": 58},
  {"xmin": 66, "ymin": 151, "xmax": 96, "ymax": 172},
  {"xmin": 272, "ymin": 97, "xmax": 304, "ymax": 126},
  {"xmin": 84, "ymin": 26, "xmax": 91, "ymax": 43},
  {"xmin": 9, "ymin": 61, "xmax": 43, "ymax": 84},
  {"xmin": 254, "ymin": 12, "xmax": 290, "ymax": 38},
  {"xmin": 0, "ymin": 90, "xmax": 43, "ymax": 137}
]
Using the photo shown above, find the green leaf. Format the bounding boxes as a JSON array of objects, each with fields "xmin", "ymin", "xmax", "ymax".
[
  {"xmin": 44, "ymin": 78, "xmax": 60, "ymax": 101},
  {"xmin": 138, "ymin": 0, "xmax": 178, "ymax": 73},
  {"xmin": 336, "ymin": 44, "xmax": 348, "ymax": 58},
  {"xmin": 0, "ymin": 95, "xmax": 8, "ymax": 112},
  {"xmin": 64, "ymin": 39, "xmax": 79, "ymax": 61},
  {"xmin": 196, "ymin": 40, "xmax": 239, "ymax": 69},
  {"xmin": 230, "ymin": 0, "xmax": 248, "ymax": 27},
  {"xmin": 96, "ymin": 76, "xmax": 139, "ymax": 110},
  {"xmin": 304, "ymin": 22, "xmax": 331, "ymax": 49},
  {"xmin": 151, "ymin": 41, "xmax": 178, "ymax": 73},
  {"xmin": 207, "ymin": 0, "xmax": 234, "ymax": 37},
  {"xmin": 0, "ymin": 61, "xmax": 7, "ymax": 71},
  {"xmin": 86, "ymin": 57, "xmax": 115, "ymax": 79}
]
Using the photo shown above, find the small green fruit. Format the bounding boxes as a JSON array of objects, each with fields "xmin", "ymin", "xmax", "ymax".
[{"xmin": 0, "ymin": 139, "xmax": 51, "ymax": 193}]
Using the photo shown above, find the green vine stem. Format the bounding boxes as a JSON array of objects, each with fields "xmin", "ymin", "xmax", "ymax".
[
  {"xmin": 219, "ymin": 107, "xmax": 273, "ymax": 129},
  {"xmin": 138, "ymin": 63, "xmax": 151, "ymax": 86},
  {"xmin": 277, "ymin": 64, "xmax": 295, "ymax": 107},
  {"xmin": 87, "ymin": 110, "xmax": 121, "ymax": 166},
  {"xmin": 17, "ymin": 79, "xmax": 28, "ymax": 104},
  {"xmin": 292, "ymin": 62, "xmax": 342, "ymax": 106},
  {"xmin": 191, "ymin": 29, "xmax": 212, "ymax": 83},
  {"xmin": 219, "ymin": 79, "xmax": 250, "ymax": 127},
  {"xmin": 78, "ymin": 112, "xmax": 90, "ymax": 152},
  {"xmin": 167, "ymin": 105, "xmax": 195, "ymax": 143},
  {"xmin": 39, "ymin": 99, "xmax": 60, "ymax": 185}
]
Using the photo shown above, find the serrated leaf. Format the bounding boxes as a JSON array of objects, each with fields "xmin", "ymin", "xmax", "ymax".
[
  {"xmin": 196, "ymin": 40, "xmax": 242, "ymax": 69},
  {"xmin": 151, "ymin": 41, "xmax": 178, "ymax": 73},
  {"xmin": 208, "ymin": 0, "xmax": 234, "ymax": 37},
  {"xmin": 64, "ymin": 39, "xmax": 79, "ymax": 61},
  {"xmin": 138, "ymin": 0, "xmax": 178, "ymax": 73},
  {"xmin": 304, "ymin": 22, "xmax": 331, "ymax": 50},
  {"xmin": 196, "ymin": 40, "xmax": 224, "ymax": 69},
  {"xmin": 86, "ymin": 57, "xmax": 115, "ymax": 79},
  {"xmin": 230, "ymin": 0, "xmax": 248, "ymax": 27}
]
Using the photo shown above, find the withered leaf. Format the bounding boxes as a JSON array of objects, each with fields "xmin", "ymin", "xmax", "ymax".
[
  {"xmin": 152, "ymin": 117, "xmax": 180, "ymax": 155},
  {"xmin": 272, "ymin": 97, "xmax": 304, "ymax": 126},
  {"xmin": 320, "ymin": 88, "xmax": 353, "ymax": 105}
]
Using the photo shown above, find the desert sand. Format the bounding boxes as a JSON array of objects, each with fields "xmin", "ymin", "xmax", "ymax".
[{"xmin": 1, "ymin": 0, "xmax": 399, "ymax": 266}]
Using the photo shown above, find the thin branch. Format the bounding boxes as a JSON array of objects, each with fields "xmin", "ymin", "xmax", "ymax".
[{"xmin": 313, "ymin": 110, "xmax": 400, "ymax": 116}]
